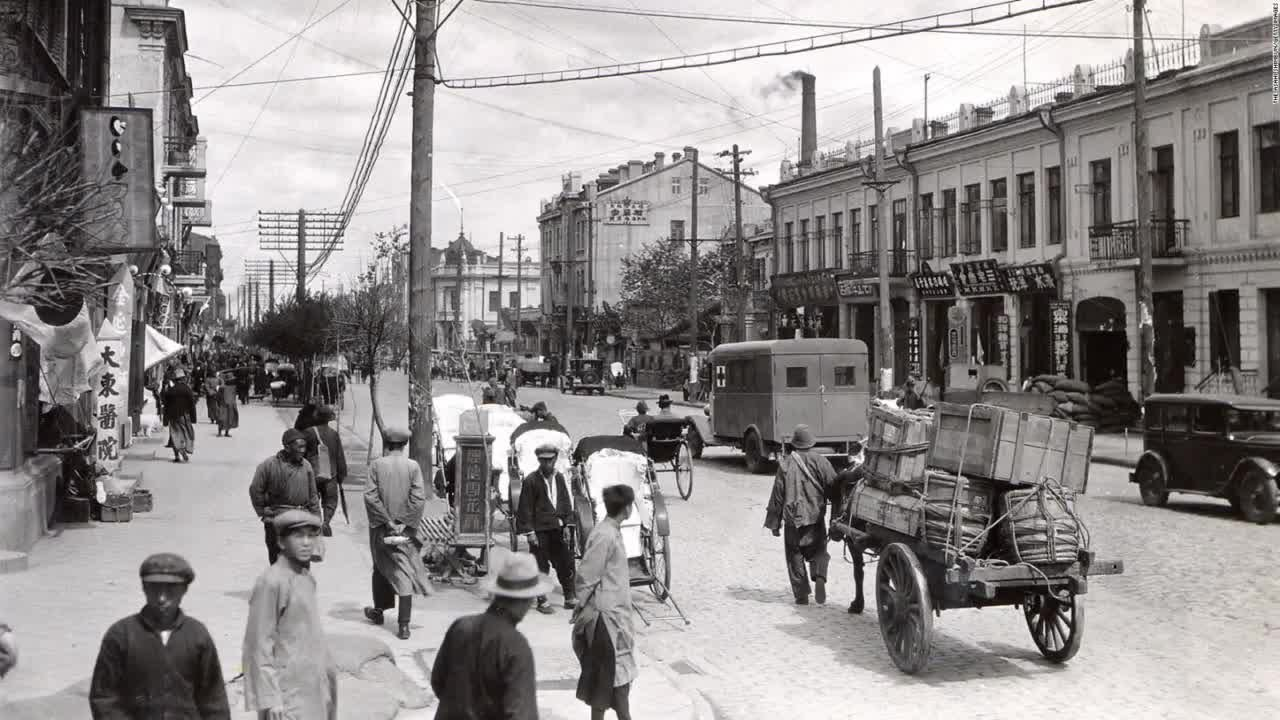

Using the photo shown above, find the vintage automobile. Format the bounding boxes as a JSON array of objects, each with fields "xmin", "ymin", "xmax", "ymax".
[
  {"xmin": 1130, "ymin": 393, "xmax": 1280, "ymax": 524},
  {"xmin": 561, "ymin": 358, "xmax": 606, "ymax": 395},
  {"xmin": 685, "ymin": 338, "xmax": 871, "ymax": 473}
]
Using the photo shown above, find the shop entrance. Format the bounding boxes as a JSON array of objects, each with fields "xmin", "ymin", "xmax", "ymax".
[
  {"xmin": 926, "ymin": 301, "xmax": 954, "ymax": 388},
  {"xmin": 1077, "ymin": 296, "xmax": 1128, "ymax": 386},
  {"xmin": 1153, "ymin": 291, "xmax": 1185, "ymax": 393},
  {"xmin": 1019, "ymin": 294, "xmax": 1052, "ymax": 380},
  {"xmin": 853, "ymin": 305, "xmax": 876, "ymax": 367},
  {"xmin": 1265, "ymin": 290, "xmax": 1280, "ymax": 398}
]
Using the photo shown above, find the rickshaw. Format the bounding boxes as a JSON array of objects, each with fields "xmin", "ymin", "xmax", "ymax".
[
  {"xmin": 571, "ymin": 435, "xmax": 689, "ymax": 625},
  {"xmin": 618, "ymin": 410, "xmax": 695, "ymax": 500},
  {"xmin": 269, "ymin": 363, "xmax": 298, "ymax": 403}
]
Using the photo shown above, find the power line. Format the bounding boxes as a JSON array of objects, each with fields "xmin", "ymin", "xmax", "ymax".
[
  {"xmin": 210, "ymin": 0, "xmax": 382, "ymax": 70},
  {"xmin": 440, "ymin": 0, "xmax": 1095, "ymax": 89}
]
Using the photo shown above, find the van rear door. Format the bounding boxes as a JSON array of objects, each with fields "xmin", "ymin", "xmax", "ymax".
[
  {"xmin": 820, "ymin": 353, "xmax": 867, "ymax": 439},
  {"xmin": 774, "ymin": 354, "xmax": 819, "ymax": 446}
]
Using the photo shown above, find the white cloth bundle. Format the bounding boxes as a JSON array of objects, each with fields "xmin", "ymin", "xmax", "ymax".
[
  {"xmin": 510, "ymin": 428, "xmax": 573, "ymax": 481},
  {"xmin": 433, "ymin": 393, "xmax": 477, "ymax": 461},
  {"xmin": 583, "ymin": 448, "xmax": 650, "ymax": 557},
  {"xmin": 476, "ymin": 404, "xmax": 527, "ymax": 502}
]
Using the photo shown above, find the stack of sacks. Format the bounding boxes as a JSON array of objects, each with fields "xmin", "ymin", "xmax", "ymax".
[{"xmin": 1025, "ymin": 374, "xmax": 1139, "ymax": 430}]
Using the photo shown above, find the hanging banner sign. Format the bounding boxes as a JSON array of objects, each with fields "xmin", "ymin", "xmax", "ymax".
[
  {"xmin": 996, "ymin": 314, "xmax": 1011, "ymax": 367},
  {"xmin": 836, "ymin": 277, "xmax": 877, "ymax": 299},
  {"xmin": 1002, "ymin": 263, "xmax": 1058, "ymax": 294},
  {"xmin": 94, "ymin": 266, "xmax": 135, "ymax": 472},
  {"xmin": 950, "ymin": 259, "xmax": 1007, "ymax": 296},
  {"xmin": 1050, "ymin": 301, "xmax": 1073, "ymax": 377},
  {"xmin": 603, "ymin": 199, "xmax": 650, "ymax": 225},
  {"xmin": 910, "ymin": 271, "xmax": 955, "ymax": 299},
  {"xmin": 769, "ymin": 270, "xmax": 838, "ymax": 308},
  {"xmin": 907, "ymin": 317, "xmax": 922, "ymax": 376}
]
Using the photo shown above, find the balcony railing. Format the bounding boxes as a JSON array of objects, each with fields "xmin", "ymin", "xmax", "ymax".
[
  {"xmin": 162, "ymin": 136, "xmax": 207, "ymax": 177},
  {"xmin": 173, "ymin": 250, "xmax": 205, "ymax": 277},
  {"xmin": 846, "ymin": 249, "xmax": 916, "ymax": 279},
  {"xmin": 1088, "ymin": 218, "xmax": 1188, "ymax": 261}
]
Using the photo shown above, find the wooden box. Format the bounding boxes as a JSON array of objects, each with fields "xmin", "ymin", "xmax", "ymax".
[
  {"xmin": 59, "ymin": 496, "xmax": 92, "ymax": 524},
  {"xmin": 865, "ymin": 406, "xmax": 934, "ymax": 488},
  {"xmin": 849, "ymin": 482, "xmax": 923, "ymax": 538},
  {"xmin": 132, "ymin": 488, "xmax": 153, "ymax": 513},
  {"xmin": 97, "ymin": 494, "xmax": 133, "ymax": 523},
  {"xmin": 927, "ymin": 402, "xmax": 1094, "ymax": 493}
]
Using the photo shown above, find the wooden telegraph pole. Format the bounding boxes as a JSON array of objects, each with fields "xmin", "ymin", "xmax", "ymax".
[
  {"xmin": 1133, "ymin": 0, "xmax": 1155, "ymax": 399},
  {"xmin": 718, "ymin": 144, "xmax": 755, "ymax": 342},
  {"xmin": 869, "ymin": 67, "xmax": 898, "ymax": 387},
  {"xmin": 515, "ymin": 234, "xmax": 524, "ymax": 353},
  {"xmin": 408, "ymin": 0, "xmax": 437, "ymax": 472},
  {"xmin": 688, "ymin": 147, "xmax": 700, "ymax": 354},
  {"xmin": 497, "ymin": 232, "xmax": 505, "ymax": 350}
]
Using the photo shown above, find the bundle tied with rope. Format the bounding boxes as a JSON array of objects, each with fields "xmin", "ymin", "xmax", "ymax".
[{"xmin": 996, "ymin": 480, "xmax": 1088, "ymax": 566}]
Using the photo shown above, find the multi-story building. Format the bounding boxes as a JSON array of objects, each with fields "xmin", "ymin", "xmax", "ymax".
[
  {"xmin": 431, "ymin": 232, "xmax": 541, "ymax": 352},
  {"xmin": 538, "ymin": 149, "xmax": 770, "ymax": 359},
  {"xmin": 767, "ymin": 18, "xmax": 1278, "ymax": 398}
]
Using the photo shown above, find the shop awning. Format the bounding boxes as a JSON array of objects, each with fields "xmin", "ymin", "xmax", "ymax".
[
  {"xmin": 145, "ymin": 325, "xmax": 185, "ymax": 369},
  {"xmin": 1076, "ymin": 297, "xmax": 1126, "ymax": 333}
]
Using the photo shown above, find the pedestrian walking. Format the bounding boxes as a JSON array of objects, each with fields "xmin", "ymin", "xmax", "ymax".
[
  {"xmin": 482, "ymin": 375, "xmax": 502, "ymax": 404},
  {"xmin": 362, "ymin": 426, "xmax": 432, "ymax": 640},
  {"xmin": 298, "ymin": 406, "xmax": 347, "ymax": 536},
  {"xmin": 0, "ymin": 621, "xmax": 15, "ymax": 679},
  {"xmin": 515, "ymin": 443, "xmax": 577, "ymax": 614},
  {"xmin": 573, "ymin": 483, "xmax": 638, "ymax": 720},
  {"xmin": 430, "ymin": 550, "xmax": 550, "ymax": 720},
  {"xmin": 763, "ymin": 424, "xmax": 840, "ymax": 605},
  {"xmin": 215, "ymin": 374, "xmax": 239, "ymax": 437},
  {"xmin": 162, "ymin": 369, "xmax": 198, "ymax": 463},
  {"xmin": 250, "ymin": 429, "xmax": 322, "ymax": 565},
  {"xmin": 242, "ymin": 510, "xmax": 337, "ymax": 720},
  {"xmin": 503, "ymin": 374, "xmax": 519, "ymax": 408},
  {"xmin": 89, "ymin": 553, "xmax": 230, "ymax": 718},
  {"xmin": 203, "ymin": 371, "xmax": 221, "ymax": 424}
]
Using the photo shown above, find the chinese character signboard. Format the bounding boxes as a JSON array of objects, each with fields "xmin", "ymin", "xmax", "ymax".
[
  {"xmin": 907, "ymin": 317, "xmax": 922, "ymax": 375},
  {"xmin": 603, "ymin": 199, "xmax": 650, "ymax": 225},
  {"xmin": 910, "ymin": 271, "xmax": 955, "ymax": 299},
  {"xmin": 836, "ymin": 277, "xmax": 877, "ymax": 299},
  {"xmin": 1049, "ymin": 301, "xmax": 1072, "ymax": 376},
  {"xmin": 996, "ymin": 314, "xmax": 1010, "ymax": 367},
  {"xmin": 95, "ymin": 334, "xmax": 126, "ymax": 472},
  {"xmin": 947, "ymin": 305, "xmax": 970, "ymax": 362},
  {"xmin": 950, "ymin": 259, "xmax": 1006, "ymax": 296},
  {"xmin": 1002, "ymin": 263, "xmax": 1057, "ymax": 294},
  {"xmin": 769, "ymin": 271, "xmax": 838, "ymax": 309},
  {"xmin": 454, "ymin": 444, "xmax": 490, "ymax": 537}
]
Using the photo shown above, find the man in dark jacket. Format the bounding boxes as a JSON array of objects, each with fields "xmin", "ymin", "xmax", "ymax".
[
  {"xmin": 250, "ymin": 429, "xmax": 322, "ymax": 564},
  {"xmin": 515, "ymin": 444, "xmax": 577, "ymax": 614},
  {"xmin": 90, "ymin": 553, "xmax": 230, "ymax": 719},
  {"xmin": 764, "ymin": 424, "xmax": 840, "ymax": 605},
  {"xmin": 298, "ymin": 406, "xmax": 348, "ymax": 536},
  {"xmin": 431, "ymin": 551, "xmax": 550, "ymax": 720}
]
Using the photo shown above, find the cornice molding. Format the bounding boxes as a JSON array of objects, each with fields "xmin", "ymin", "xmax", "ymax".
[{"xmin": 123, "ymin": 6, "xmax": 188, "ymax": 54}]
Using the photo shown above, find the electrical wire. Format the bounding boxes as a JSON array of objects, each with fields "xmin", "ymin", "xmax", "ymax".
[{"xmin": 210, "ymin": 0, "xmax": 382, "ymax": 70}]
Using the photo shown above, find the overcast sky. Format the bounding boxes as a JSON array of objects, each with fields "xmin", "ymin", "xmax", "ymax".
[{"xmin": 181, "ymin": 0, "xmax": 1253, "ymax": 306}]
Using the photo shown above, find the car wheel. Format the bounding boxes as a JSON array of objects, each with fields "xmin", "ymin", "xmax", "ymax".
[
  {"xmin": 1237, "ymin": 471, "xmax": 1279, "ymax": 524},
  {"xmin": 1136, "ymin": 458, "xmax": 1169, "ymax": 507}
]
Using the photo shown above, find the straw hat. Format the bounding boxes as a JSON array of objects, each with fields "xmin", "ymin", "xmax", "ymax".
[{"xmin": 481, "ymin": 550, "xmax": 556, "ymax": 599}]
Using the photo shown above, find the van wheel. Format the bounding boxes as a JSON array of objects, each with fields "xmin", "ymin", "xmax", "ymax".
[
  {"xmin": 1237, "ymin": 471, "xmax": 1279, "ymax": 524},
  {"xmin": 744, "ymin": 430, "xmax": 767, "ymax": 474},
  {"xmin": 1136, "ymin": 458, "xmax": 1169, "ymax": 507}
]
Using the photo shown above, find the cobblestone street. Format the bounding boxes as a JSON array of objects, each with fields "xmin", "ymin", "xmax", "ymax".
[{"xmin": 354, "ymin": 373, "xmax": 1280, "ymax": 720}]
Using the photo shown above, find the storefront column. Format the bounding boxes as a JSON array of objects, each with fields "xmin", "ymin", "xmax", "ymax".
[
  {"xmin": 1006, "ymin": 294, "xmax": 1022, "ymax": 389},
  {"xmin": 839, "ymin": 303, "xmax": 851, "ymax": 339}
]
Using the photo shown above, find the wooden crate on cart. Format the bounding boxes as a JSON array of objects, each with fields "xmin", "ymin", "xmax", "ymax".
[
  {"xmin": 864, "ymin": 406, "xmax": 935, "ymax": 490},
  {"xmin": 927, "ymin": 402, "xmax": 1094, "ymax": 492},
  {"xmin": 848, "ymin": 481, "xmax": 924, "ymax": 538}
]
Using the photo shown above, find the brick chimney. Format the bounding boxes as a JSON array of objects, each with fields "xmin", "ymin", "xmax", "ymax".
[
  {"xmin": 654, "ymin": 151, "xmax": 666, "ymax": 169},
  {"xmin": 799, "ymin": 72, "xmax": 817, "ymax": 170}
]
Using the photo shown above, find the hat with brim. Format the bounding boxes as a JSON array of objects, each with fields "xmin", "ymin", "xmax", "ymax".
[
  {"xmin": 534, "ymin": 444, "xmax": 559, "ymax": 459},
  {"xmin": 481, "ymin": 550, "xmax": 557, "ymax": 599},
  {"xmin": 790, "ymin": 424, "xmax": 817, "ymax": 450},
  {"xmin": 272, "ymin": 509, "xmax": 323, "ymax": 534}
]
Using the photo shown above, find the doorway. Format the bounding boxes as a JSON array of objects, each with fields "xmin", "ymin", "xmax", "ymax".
[
  {"xmin": 1152, "ymin": 146, "xmax": 1176, "ymax": 253},
  {"xmin": 1153, "ymin": 291, "xmax": 1185, "ymax": 392},
  {"xmin": 926, "ymin": 301, "xmax": 954, "ymax": 388},
  {"xmin": 1266, "ymin": 291, "xmax": 1280, "ymax": 398},
  {"xmin": 1019, "ymin": 294, "xmax": 1052, "ymax": 380},
  {"xmin": 1077, "ymin": 296, "xmax": 1128, "ymax": 386},
  {"xmin": 853, "ymin": 305, "xmax": 876, "ymax": 367}
]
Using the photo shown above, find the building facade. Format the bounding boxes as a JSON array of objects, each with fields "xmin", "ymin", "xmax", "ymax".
[
  {"xmin": 767, "ymin": 18, "xmax": 1278, "ymax": 399},
  {"xmin": 431, "ymin": 232, "xmax": 541, "ymax": 353},
  {"xmin": 538, "ymin": 149, "xmax": 770, "ymax": 360}
]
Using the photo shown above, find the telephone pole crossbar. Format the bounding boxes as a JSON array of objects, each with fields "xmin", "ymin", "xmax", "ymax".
[
  {"xmin": 717, "ymin": 144, "xmax": 754, "ymax": 342},
  {"xmin": 258, "ymin": 209, "xmax": 346, "ymax": 301}
]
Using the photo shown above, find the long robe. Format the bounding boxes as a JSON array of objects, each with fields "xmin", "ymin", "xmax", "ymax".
[
  {"xmin": 216, "ymin": 383, "xmax": 239, "ymax": 430},
  {"xmin": 163, "ymin": 382, "xmax": 198, "ymax": 453},
  {"xmin": 242, "ymin": 560, "xmax": 336, "ymax": 720},
  {"xmin": 572, "ymin": 516, "xmax": 637, "ymax": 708},
  {"xmin": 364, "ymin": 451, "xmax": 432, "ymax": 597}
]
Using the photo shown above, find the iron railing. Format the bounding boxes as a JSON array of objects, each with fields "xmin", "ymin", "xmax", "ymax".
[
  {"xmin": 173, "ymin": 250, "xmax": 205, "ymax": 277},
  {"xmin": 846, "ymin": 249, "xmax": 916, "ymax": 279},
  {"xmin": 1088, "ymin": 218, "xmax": 1188, "ymax": 261}
]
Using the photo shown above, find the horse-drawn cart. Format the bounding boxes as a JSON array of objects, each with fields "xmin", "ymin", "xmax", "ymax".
[{"xmin": 829, "ymin": 402, "xmax": 1125, "ymax": 675}]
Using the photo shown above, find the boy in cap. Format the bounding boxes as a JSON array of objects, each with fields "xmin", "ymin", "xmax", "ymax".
[
  {"xmin": 250, "ymin": 429, "xmax": 323, "ymax": 564},
  {"xmin": 89, "ymin": 553, "xmax": 230, "ymax": 718},
  {"xmin": 622, "ymin": 401, "xmax": 650, "ymax": 438},
  {"xmin": 363, "ymin": 426, "xmax": 432, "ymax": 640},
  {"xmin": 515, "ymin": 443, "xmax": 577, "ymax": 613},
  {"xmin": 764, "ymin": 424, "xmax": 840, "ymax": 605},
  {"xmin": 431, "ymin": 550, "xmax": 551, "ymax": 719},
  {"xmin": 243, "ymin": 510, "xmax": 337, "ymax": 720}
]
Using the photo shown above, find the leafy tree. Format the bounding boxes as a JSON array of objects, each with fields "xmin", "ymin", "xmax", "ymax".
[
  {"xmin": 333, "ymin": 264, "xmax": 408, "ymax": 435},
  {"xmin": 618, "ymin": 239, "xmax": 739, "ymax": 343},
  {"xmin": 246, "ymin": 295, "xmax": 335, "ymax": 361}
]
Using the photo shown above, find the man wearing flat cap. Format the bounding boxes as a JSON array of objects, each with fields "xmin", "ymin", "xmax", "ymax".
[
  {"xmin": 250, "ymin": 428, "xmax": 323, "ymax": 564},
  {"xmin": 243, "ymin": 510, "xmax": 337, "ymax": 720},
  {"xmin": 764, "ymin": 424, "xmax": 840, "ymax": 605},
  {"xmin": 363, "ymin": 426, "xmax": 432, "ymax": 640},
  {"xmin": 515, "ymin": 443, "xmax": 577, "ymax": 614},
  {"xmin": 90, "ymin": 553, "xmax": 230, "ymax": 718}
]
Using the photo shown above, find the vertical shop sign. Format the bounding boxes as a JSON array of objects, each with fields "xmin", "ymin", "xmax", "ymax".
[
  {"xmin": 907, "ymin": 317, "xmax": 922, "ymax": 375},
  {"xmin": 454, "ymin": 444, "xmax": 489, "ymax": 536},
  {"xmin": 1049, "ymin": 301, "xmax": 1072, "ymax": 376},
  {"xmin": 947, "ymin": 305, "xmax": 969, "ymax": 362},
  {"xmin": 996, "ymin": 314, "xmax": 1010, "ymax": 367},
  {"xmin": 94, "ymin": 266, "xmax": 135, "ymax": 473}
]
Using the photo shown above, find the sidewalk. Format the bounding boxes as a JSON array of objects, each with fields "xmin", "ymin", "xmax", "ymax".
[{"xmin": 0, "ymin": 395, "xmax": 705, "ymax": 718}]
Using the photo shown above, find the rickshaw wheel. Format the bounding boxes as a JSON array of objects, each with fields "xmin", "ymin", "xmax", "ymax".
[
  {"xmin": 645, "ymin": 531, "xmax": 671, "ymax": 601},
  {"xmin": 674, "ymin": 441, "xmax": 693, "ymax": 500},
  {"xmin": 687, "ymin": 431, "xmax": 704, "ymax": 459},
  {"xmin": 506, "ymin": 516, "xmax": 518, "ymax": 552},
  {"xmin": 875, "ymin": 542, "xmax": 933, "ymax": 675},
  {"xmin": 1024, "ymin": 591, "xmax": 1084, "ymax": 663}
]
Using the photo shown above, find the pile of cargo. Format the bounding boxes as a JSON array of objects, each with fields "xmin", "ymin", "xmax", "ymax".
[
  {"xmin": 1024, "ymin": 374, "xmax": 1141, "ymax": 430},
  {"xmin": 850, "ymin": 402, "xmax": 1093, "ymax": 565}
]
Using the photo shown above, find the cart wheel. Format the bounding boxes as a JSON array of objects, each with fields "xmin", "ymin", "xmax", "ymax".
[
  {"xmin": 1136, "ymin": 458, "xmax": 1169, "ymax": 507},
  {"xmin": 1024, "ymin": 591, "xmax": 1084, "ymax": 663},
  {"xmin": 646, "ymin": 532, "xmax": 671, "ymax": 601},
  {"xmin": 875, "ymin": 542, "xmax": 934, "ymax": 675},
  {"xmin": 507, "ymin": 516, "xmax": 519, "ymax": 552},
  {"xmin": 675, "ymin": 442, "xmax": 694, "ymax": 500}
]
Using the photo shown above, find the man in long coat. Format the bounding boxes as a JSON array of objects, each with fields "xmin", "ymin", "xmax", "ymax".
[
  {"xmin": 243, "ymin": 510, "xmax": 337, "ymax": 720},
  {"xmin": 215, "ymin": 374, "xmax": 239, "ymax": 437},
  {"xmin": 573, "ymin": 483, "xmax": 638, "ymax": 720},
  {"xmin": 362, "ymin": 426, "xmax": 432, "ymax": 640},
  {"xmin": 764, "ymin": 424, "xmax": 840, "ymax": 605},
  {"xmin": 515, "ymin": 444, "xmax": 577, "ymax": 614},
  {"xmin": 162, "ymin": 369, "xmax": 198, "ymax": 463}
]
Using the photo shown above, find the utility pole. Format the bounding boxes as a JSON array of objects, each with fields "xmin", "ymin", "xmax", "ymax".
[
  {"xmin": 872, "ymin": 67, "xmax": 896, "ymax": 385},
  {"xmin": 718, "ymin": 144, "xmax": 755, "ymax": 342},
  {"xmin": 497, "ymin": 232, "xmax": 505, "ymax": 351},
  {"xmin": 253, "ymin": 280, "xmax": 260, "ymax": 324},
  {"xmin": 408, "ymin": 0, "xmax": 437, "ymax": 472},
  {"xmin": 268, "ymin": 259, "xmax": 276, "ymax": 311},
  {"xmin": 515, "ymin": 234, "xmax": 524, "ymax": 353},
  {"xmin": 296, "ymin": 209, "xmax": 306, "ymax": 301},
  {"xmin": 454, "ymin": 240, "xmax": 464, "ymax": 350},
  {"xmin": 923, "ymin": 73, "xmax": 931, "ymax": 140},
  {"xmin": 688, "ymin": 147, "xmax": 700, "ymax": 355},
  {"xmin": 1133, "ymin": 0, "xmax": 1155, "ymax": 400},
  {"xmin": 257, "ymin": 209, "xmax": 342, "ymax": 301}
]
